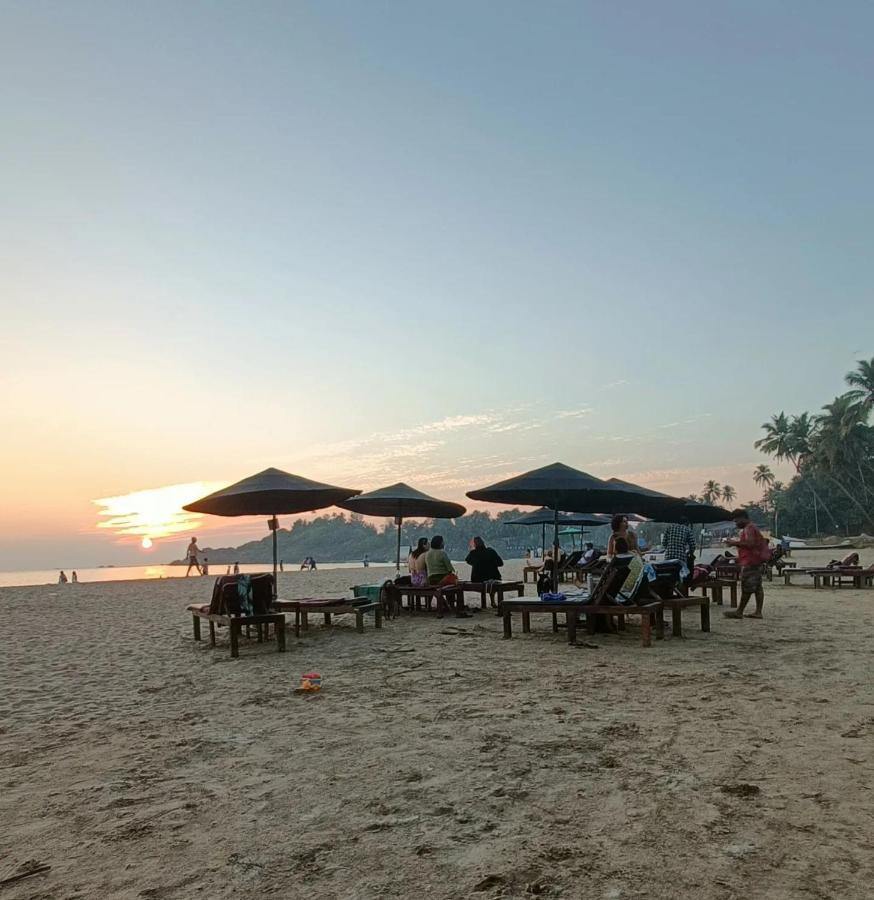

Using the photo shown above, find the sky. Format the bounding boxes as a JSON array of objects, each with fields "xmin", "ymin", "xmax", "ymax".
[{"xmin": 2, "ymin": 1, "xmax": 873, "ymax": 569}]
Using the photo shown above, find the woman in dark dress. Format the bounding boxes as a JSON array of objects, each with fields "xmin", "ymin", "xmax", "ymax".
[{"xmin": 465, "ymin": 536, "xmax": 504, "ymax": 582}]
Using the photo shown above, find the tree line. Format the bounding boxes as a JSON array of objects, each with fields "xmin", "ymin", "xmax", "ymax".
[{"xmin": 749, "ymin": 357, "xmax": 874, "ymax": 537}]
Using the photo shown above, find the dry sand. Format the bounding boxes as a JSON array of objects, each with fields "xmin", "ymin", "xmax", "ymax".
[{"xmin": 2, "ymin": 554, "xmax": 874, "ymax": 899}]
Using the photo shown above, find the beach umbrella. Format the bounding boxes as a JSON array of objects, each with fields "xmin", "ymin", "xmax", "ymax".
[
  {"xmin": 183, "ymin": 468, "xmax": 360, "ymax": 597},
  {"xmin": 605, "ymin": 478, "xmax": 688, "ymax": 520},
  {"xmin": 468, "ymin": 463, "xmax": 657, "ymax": 591},
  {"xmin": 506, "ymin": 508, "xmax": 610, "ymax": 556},
  {"xmin": 339, "ymin": 483, "xmax": 466, "ymax": 572}
]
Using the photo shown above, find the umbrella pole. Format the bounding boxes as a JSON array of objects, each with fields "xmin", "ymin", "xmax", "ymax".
[
  {"xmin": 271, "ymin": 516, "xmax": 278, "ymax": 600},
  {"xmin": 552, "ymin": 507, "xmax": 559, "ymax": 593},
  {"xmin": 396, "ymin": 517, "xmax": 403, "ymax": 574},
  {"xmin": 541, "ymin": 523, "xmax": 546, "ymax": 559}
]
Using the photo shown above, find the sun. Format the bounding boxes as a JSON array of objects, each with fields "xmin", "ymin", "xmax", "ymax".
[{"xmin": 141, "ymin": 537, "xmax": 153, "ymax": 549}]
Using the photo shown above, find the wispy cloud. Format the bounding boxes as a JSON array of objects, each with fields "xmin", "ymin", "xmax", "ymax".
[
  {"xmin": 600, "ymin": 379, "xmax": 629, "ymax": 391},
  {"xmin": 556, "ymin": 407, "xmax": 593, "ymax": 419}
]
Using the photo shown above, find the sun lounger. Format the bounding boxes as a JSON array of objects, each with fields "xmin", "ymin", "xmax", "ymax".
[
  {"xmin": 273, "ymin": 597, "xmax": 382, "ymax": 636},
  {"xmin": 556, "ymin": 550, "xmax": 585, "ymax": 582},
  {"xmin": 187, "ymin": 574, "xmax": 286, "ymax": 659},
  {"xmin": 502, "ymin": 558, "xmax": 664, "ymax": 647},
  {"xmin": 783, "ymin": 566, "xmax": 873, "ymax": 589}
]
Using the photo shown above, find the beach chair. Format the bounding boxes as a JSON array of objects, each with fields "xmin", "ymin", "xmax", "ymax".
[
  {"xmin": 556, "ymin": 550, "xmax": 584, "ymax": 582},
  {"xmin": 501, "ymin": 559, "xmax": 630, "ymax": 646},
  {"xmin": 186, "ymin": 574, "xmax": 286, "ymax": 659}
]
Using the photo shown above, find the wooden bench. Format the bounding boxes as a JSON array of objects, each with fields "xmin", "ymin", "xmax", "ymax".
[
  {"xmin": 274, "ymin": 598, "xmax": 382, "ymax": 637},
  {"xmin": 457, "ymin": 580, "xmax": 525, "ymax": 610},
  {"xmin": 660, "ymin": 594, "xmax": 711, "ymax": 636},
  {"xmin": 695, "ymin": 578, "xmax": 737, "ymax": 608},
  {"xmin": 788, "ymin": 567, "xmax": 872, "ymax": 589},
  {"xmin": 187, "ymin": 604, "xmax": 286, "ymax": 659}
]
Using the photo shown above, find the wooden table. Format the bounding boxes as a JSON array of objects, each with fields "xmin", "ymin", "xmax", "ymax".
[
  {"xmin": 457, "ymin": 580, "xmax": 525, "ymax": 610},
  {"xmin": 384, "ymin": 583, "xmax": 465, "ymax": 615},
  {"xmin": 274, "ymin": 598, "xmax": 382, "ymax": 636},
  {"xmin": 187, "ymin": 605, "xmax": 286, "ymax": 659},
  {"xmin": 522, "ymin": 565, "xmax": 541, "ymax": 584},
  {"xmin": 660, "ymin": 594, "xmax": 710, "ymax": 636},
  {"xmin": 696, "ymin": 579, "xmax": 738, "ymax": 608}
]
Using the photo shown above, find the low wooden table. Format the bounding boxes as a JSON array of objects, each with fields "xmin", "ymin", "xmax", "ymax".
[
  {"xmin": 501, "ymin": 598, "xmax": 664, "ymax": 647},
  {"xmin": 384, "ymin": 583, "xmax": 465, "ymax": 616},
  {"xmin": 274, "ymin": 598, "xmax": 382, "ymax": 637},
  {"xmin": 660, "ymin": 594, "xmax": 710, "ymax": 636},
  {"xmin": 522, "ymin": 565, "xmax": 541, "ymax": 584},
  {"xmin": 457, "ymin": 580, "xmax": 525, "ymax": 610},
  {"xmin": 696, "ymin": 579, "xmax": 738, "ymax": 608}
]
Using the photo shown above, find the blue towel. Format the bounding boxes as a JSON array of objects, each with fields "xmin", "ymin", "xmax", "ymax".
[{"xmin": 541, "ymin": 591, "xmax": 568, "ymax": 602}]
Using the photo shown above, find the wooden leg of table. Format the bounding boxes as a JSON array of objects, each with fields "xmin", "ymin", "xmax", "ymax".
[
  {"xmin": 586, "ymin": 614, "xmax": 596, "ymax": 635},
  {"xmin": 518, "ymin": 585, "xmax": 525, "ymax": 596},
  {"xmin": 566, "ymin": 612, "xmax": 577, "ymax": 645},
  {"xmin": 730, "ymin": 584, "xmax": 738, "ymax": 607},
  {"xmin": 480, "ymin": 588, "xmax": 487, "ymax": 610},
  {"xmin": 522, "ymin": 611, "xmax": 531, "ymax": 634},
  {"xmin": 375, "ymin": 605, "xmax": 383, "ymax": 629},
  {"xmin": 641, "ymin": 614, "xmax": 652, "ymax": 648},
  {"xmin": 502, "ymin": 611, "xmax": 512, "ymax": 639},
  {"xmin": 209, "ymin": 621, "xmax": 216, "ymax": 647},
  {"xmin": 294, "ymin": 609, "xmax": 301, "ymax": 639},
  {"xmin": 230, "ymin": 620, "xmax": 240, "ymax": 658},
  {"xmin": 192, "ymin": 615, "xmax": 201, "ymax": 641},
  {"xmin": 256, "ymin": 623, "xmax": 263, "ymax": 643},
  {"xmin": 551, "ymin": 612, "xmax": 558, "ymax": 633},
  {"xmin": 655, "ymin": 609, "xmax": 665, "ymax": 640},
  {"xmin": 276, "ymin": 618, "xmax": 286, "ymax": 652},
  {"xmin": 324, "ymin": 613, "xmax": 332, "ymax": 626},
  {"xmin": 814, "ymin": 575, "xmax": 821, "ymax": 589},
  {"xmin": 355, "ymin": 610, "xmax": 364, "ymax": 633},
  {"xmin": 617, "ymin": 614, "xmax": 626, "ymax": 632},
  {"xmin": 672, "ymin": 607, "xmax": 682, "ymax": 637},
  {"xmin": 701, "ymin": 600, "xmax": 710, "ymax": 632}
]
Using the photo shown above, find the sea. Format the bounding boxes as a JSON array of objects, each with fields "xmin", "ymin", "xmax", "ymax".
[{"xmin": 0, "ymin": 561, "xmax": 395, "ymax": 589}]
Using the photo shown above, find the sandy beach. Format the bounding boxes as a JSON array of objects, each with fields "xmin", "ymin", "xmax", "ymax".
[{"xmin": 2, "ymin": 555, "xmax": 874, "ymax": 899}]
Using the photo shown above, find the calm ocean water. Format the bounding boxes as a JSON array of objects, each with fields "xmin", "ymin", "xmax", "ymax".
[{"xmin": 0, "ymin": 561, "xmax": 396, "ymax": 589}]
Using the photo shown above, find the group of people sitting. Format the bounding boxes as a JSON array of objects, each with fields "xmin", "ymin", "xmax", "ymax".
[{"xmin": 404, "ymin": 535, "xmax": 504, "ymax": 588}]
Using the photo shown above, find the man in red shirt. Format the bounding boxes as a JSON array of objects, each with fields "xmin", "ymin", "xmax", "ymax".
[{"xmin": 723, "ymin": 509, "xmax": 767, "ymax": 619}]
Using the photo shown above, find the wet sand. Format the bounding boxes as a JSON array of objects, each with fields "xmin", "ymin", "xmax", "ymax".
[{"xmin": 2, "ymin": 555, "xmax": 873, "ymax": 899}]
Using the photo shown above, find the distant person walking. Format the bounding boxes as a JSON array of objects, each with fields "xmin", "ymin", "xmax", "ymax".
[
  {"xmin": 58, "ymin": 571, "xmax": 68, "ymax": 584},
  {"xmin": 71, "ymin": 571, "xmax": 78, "ymax": 583},
  {"xmin": 233, "ymin": 561, "xmax": 240, "ymax": 575},
  {"xmin": 202, "ymin": 556, "xmax": 209, "ymax": 576},
  {"xmin": 724, "ymin": 509, "xmax": 769, "ymax": 620},
  {"xmin": 363, "ymin": 553, "xmax": 369, "ymax": 568},
  {"xmin": 280, "ymin": 559, "xmax": 284, "ymax": 572},
  {"xmin": 185, "ymin": 538, "xmax": 201, "ymax": 576}
]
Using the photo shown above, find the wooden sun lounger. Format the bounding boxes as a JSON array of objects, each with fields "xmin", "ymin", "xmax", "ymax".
[
  {"xmin": 501, "ymin": 558, "xmax": 664, "ymax": 647},
  {"xmin": 273, "ymin": 597, "xmax": 382, "ymax": 637},
  {"xmin": 187, "ymin": 573, "xmax": 286, "ymax": 658},
  {"xmin": 784, "ymin": 567, "xmax": 873, "ymax": 589}
]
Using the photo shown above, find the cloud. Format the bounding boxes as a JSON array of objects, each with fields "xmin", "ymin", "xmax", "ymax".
[
  {"xmin": 600, "ymin": 380, "xmax": 629, "ymax": 390},
  {"xmin": 556, "ymin": 407, "xmax": 593, "ymax": 420}
]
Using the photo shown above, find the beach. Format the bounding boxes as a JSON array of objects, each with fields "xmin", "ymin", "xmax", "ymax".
[{"xmin": 2, "ymin": 555, "xmax": 873, "ymax": 899}]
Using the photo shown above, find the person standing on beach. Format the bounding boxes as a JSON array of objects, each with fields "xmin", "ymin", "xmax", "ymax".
[
  {"xmin": 723, "ymin": 509, "xmax": 768, "ymax": 619},
  {"xmin": 185, "ymin": 538, "xmax": 201, "ymax": 576},
  {"xmin": 58, "ymin": 571, "xmax": 68, "ymax": 584},
  {"xmin": 202, "ymin": 556, "xmax": 209, "ymax": 576},
  {"xmin": 279, "ymin": 559, "xmax": 284, "ymax": 572},
  {"xmin": 662, "ymin": 518, "xmax": 696, "ymax": 571},
  {"xmin": 233, "ymin": 561, "xmax": 240, "ymax": 575},
  {"xmin": 71, "ymin": 571, "xmax": 78, "ymax": 583}
]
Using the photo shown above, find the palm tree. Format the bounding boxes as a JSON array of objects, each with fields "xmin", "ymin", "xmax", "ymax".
[
  {"xmin": 721, "ymin": 484, "xmax": 737, "ymax": 504},
  {"xmin": 755, "ymin": 413, "xmax": 795, "ymax": 467},
  {"xmin": 753, "ymin": 464, "xmax": 775, "ymax": 491},
  {"xmin": 701, "ymin": 480, "xmax": 721, "ymax": 505},
  {"xmin": 686, "ymin": 493, "xmax": 700, "ymax": 502},
  {"xmin": 845, "ymin": 356, "xmax": 874, "ymax": 412}
]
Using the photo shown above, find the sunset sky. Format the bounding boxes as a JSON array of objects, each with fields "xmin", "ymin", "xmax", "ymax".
[{"xmin": 2, "ymin": 2, "xmax": 873, "ymax": 569}]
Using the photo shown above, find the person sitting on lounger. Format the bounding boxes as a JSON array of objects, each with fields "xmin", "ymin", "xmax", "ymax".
[
  {"xmin": 828, "ymin": 552, "xmax": 859, "ymax": 568},
  {"xmin": 608, "ymin": 515, "xmax": 639, "ymax": 556},
  {"xmin": 408, "ymin": 537, "xmax": 430, "ymax": 587},
  {"xmin": 465, "ymin": 536, "xmax": 503, "ymax": 583},
  {"xmin": 423, "ymin": 535, "xmax": 455, "ymax": 586}
]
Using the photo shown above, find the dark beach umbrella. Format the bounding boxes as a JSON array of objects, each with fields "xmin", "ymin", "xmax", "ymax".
[
  {"xmin": 339, "ymin": 482, "xmax": 466, "ymax": 572},
  {"xmin": 665, "ymin": 501, "xmax": 733, "ymax": 525},
  {"xmin": 183, "ymin": 468, "xmax": 360, "ymax": 596},
  {"xmin": 605, "ymin": 478, "xmax": 688, "ymax": 520},
  {"xmin": 506, "ymin": 508, "xmax": 611, "ymax": 557},
  {"xmin": 468, "ymin": 463, "xmax": 651, "ymax": 591}
]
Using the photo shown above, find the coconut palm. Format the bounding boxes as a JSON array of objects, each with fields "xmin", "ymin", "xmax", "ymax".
[
  {"xmin": 845, "ymin": 356, "xmax": 874, "ymax": 412},
  {"xmin": 701, "ymin": 480, "xmax": 721, "ymax": 505},
  {"xmin": 721, "ymin": 484, "xmax": 737, "ymax": 504},
  {"xmin": 753, "ymin": 464, "xmax": 775, "ymax": 491}
]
